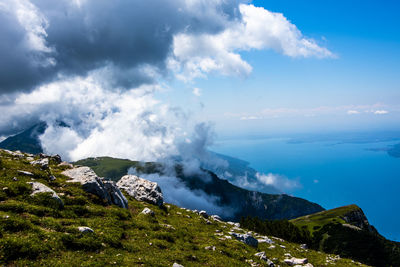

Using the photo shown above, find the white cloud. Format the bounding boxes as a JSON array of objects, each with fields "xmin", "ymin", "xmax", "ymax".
[
  {"xmin": 255, "ymin": 172, "xmax": 301, "ymax": 192},
  {"xmin": 170, "ymin": 4, "xmax": 334, "ymax": 80},
  {"xmin": 192, "ymin": 87, "xmax": 201, "ymax": 97},
  {"xmin": 374, "ymin": 110, "xmax": 389, "ymax": 115},
  {"xmin": 347, "ymin": 110, "xmax": 360, "ymax": 115}
]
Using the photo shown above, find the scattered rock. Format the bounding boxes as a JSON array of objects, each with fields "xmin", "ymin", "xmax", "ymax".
[
  {"xmin": 30, "ymin": 158, "xmax": 49, "ymax": 169},
  {"xmin": 257, "ymin": 237, "xmax": 274, "ymax": 244},
  {"xmin": 268, "ymin": 245, "xmax": 276, "ymax": 249},
  {"xmin": 230, "ymin": 232, "xmax": 258, "ymax": 247},
  {"xmin": 254, "ymin": 252, "xmax": 274, "ymax": 266},
  {"xmin": 205, "ymin": 246, "xmax": 216, "ymax": 251},
  {"xmin": 62, "ymin": 167, "xmax": 128, "ymax": 208},
  {"xmin": 172, "ymin": 263, "xmax": 183, "ymax": 267},
  {"xmin": 199, "ymin": 210, "xmax": 208, "ymax": 218},
  {"xmin": 27, "ymin": 182, "xmax": 63, "ymax": 207},
  {"xmin": 210, "ymin": 215, "xmax": 223, "ymax": 222},
  {"xmin": 26, "ymin": 157, "xmax": 34, "ymax": 161},
  {"xmin": 141, "ymin": 207, "xmax": 155, "ymax": 216},
  {"xmin": 12, "ymin": 177, "xmax": 18, "ymax": 181},
  {"xmin": 117, "ymin": 175, "xmax": 163, "ymax": 206},
  {"xmin": 78, "ymin": 226, "xmax": 94, "ymax": 233},
  {"xmin": 284, "ymin": 257, "xmax": 308, "ymax": 266},
  {"xmin": 3, "ymin": 150, "xmax": 24, "ymax": 158}
]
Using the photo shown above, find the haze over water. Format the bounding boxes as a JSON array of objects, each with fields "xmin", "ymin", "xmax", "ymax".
[{"xmin": 213, "ymin": 133, "xmax": 400, "ymax": 241}]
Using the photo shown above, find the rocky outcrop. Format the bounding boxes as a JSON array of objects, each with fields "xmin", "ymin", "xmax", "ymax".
[
  {"xmin": 230, "ymin": 232, "xmax": 258, "ymax": 247},
  {"xmin": 27, "ymin": 182, "xmax": 63, "ymax": 207},
  {"xmin": 342, "ymin": 208, "xmax": 374, "ymax": 232},
  {"xmin": 117, "ymin": 175, "xmax": 163, "ymax": 206},
  {"xmin": 62, "ymin": 167, "xmax": 128, "ymax": 208}
]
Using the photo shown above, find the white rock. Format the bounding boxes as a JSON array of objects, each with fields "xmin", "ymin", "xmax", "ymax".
[
  {"xmin": 18, "ymin": 170, "xmax": 34, "ymax": 176},
  {"xmin": 172, "ymin": 263, "xmax": 183, "ymax": 267},
  {"xmin": 27, "ymin": 182, "xmax": 63, "ymax": 207},
  {"xmin": 254, "ymin": 252, "xmax": 275, "ymax": 266},
  {"xmin": 62, "ymin": 167, "xmax": 128, "ymax": 208},
  {"xmin": 30, "ymin": 158, "xmax": 49, "ymax": 169},
  {"xmin": 284, "ymin": 257, "xmax": 308, "ymax": 266},
  {"xmin": 117, "ymin": 175, "xmax": 163, "ymax": 206},
  {"xmin": 258, "ymin": 237, "xmax": 274, "ymax": 244},
  {"xmin": 210, "ymin": 215, "xmax": 223, "ymax": 222},
  {"xmin": 141, "ymin": 207, "xmax": 155, "ymax": 216},
  {"xmin": 78, "ymin": 226, "xmax": 94, "ymax": 233},
  {"xmin": 199, "ymin": 210, "xmax": 208, "ymax": 218}
]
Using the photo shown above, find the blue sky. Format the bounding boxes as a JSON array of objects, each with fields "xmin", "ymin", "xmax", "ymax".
[{"xmin": 164, "ymin": 0, "xmax": 400, "ymax": 137}]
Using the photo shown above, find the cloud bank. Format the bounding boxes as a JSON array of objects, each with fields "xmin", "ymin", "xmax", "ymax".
[{"xmin": 0, "ymin": 0, "xmax": 332, "ymax": 198}]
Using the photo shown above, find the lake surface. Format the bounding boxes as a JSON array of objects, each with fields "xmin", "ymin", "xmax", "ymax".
[{"xmin": 212, "ymin": 136, "xmax": 400, "ymax": 241}]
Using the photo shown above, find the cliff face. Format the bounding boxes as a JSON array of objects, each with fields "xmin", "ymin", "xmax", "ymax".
[{"xmin": 342, "ymin": 207, "xmax": 375, "ymax": 233}]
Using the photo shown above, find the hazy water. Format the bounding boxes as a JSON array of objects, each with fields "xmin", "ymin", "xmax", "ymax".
[{"xmin": 212, "ymin": 137, "xmax": 400, "ymax": 241}]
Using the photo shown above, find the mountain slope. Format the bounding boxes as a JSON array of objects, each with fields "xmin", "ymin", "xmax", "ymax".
[
  {"xmin": 0, "ymin": 122, "xmax": 47, "ymax": 154},
  {"xmin": 75, "ymin": 157, "xmax": 324, "ymax": 221},
  {"xmin": 291, "ymin": 205, "xmax": 400, "ymax": 267},
  {"xmin": 0, "ymin": 149, "xmax": 366, "ymax": 266}
]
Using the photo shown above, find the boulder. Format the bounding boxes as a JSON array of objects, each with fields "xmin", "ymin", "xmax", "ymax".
[
  {"xmin": 117, "ymin": 175, "xmax": 163, "ymax": 206},
  {"xmin": 141, "ymin": 207, "xmax": 155, "ymax": 216},
  {"xmin": 230, "ymin": 232, "xmax": 258, "ymax": 247},
  {"xmin": 62, "ymin": 167, "xmax": 128, "ymax": 208},
  {"xmin": 27, "ymin": 182, "xmax": 63, "ymax": 207},
  {"xmin": 78, "ymin": 226, "xmax": 94, "ymax": 233},
  {"xmin": 172, "ymin": 263, "xmax": 183, "ymax": 267},
  {"xmin": 30, "ymin": 158, "xmax": 49, "ymax": 169},
  {"xmin": 199, "ymin": 210, "xmax": 208, "ymax": 218}
]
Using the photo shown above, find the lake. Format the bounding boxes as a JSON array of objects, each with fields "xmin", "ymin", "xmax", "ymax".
[{"xmin": 212, "ymin": 136, "xmax": 400, "ymax": 241}]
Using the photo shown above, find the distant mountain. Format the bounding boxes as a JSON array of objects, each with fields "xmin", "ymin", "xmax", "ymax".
[
  {"xmin": 0, "ymin": 122, "xmax": 46, "ymax": 154},
  {"xmin": 75, "ymin": 156, "xmax": 324, "ymax": 221},
  {"xmin": 291, "ymin": 205, "xmax": 400, "ymax": 267}
]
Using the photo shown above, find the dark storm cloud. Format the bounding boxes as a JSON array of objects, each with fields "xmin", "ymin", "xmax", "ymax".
[{"xmin": 0, "ymin": 0, "xmax": 242, "ymax": 94}]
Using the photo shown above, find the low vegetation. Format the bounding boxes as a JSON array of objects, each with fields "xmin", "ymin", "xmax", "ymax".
[{"xmin": 0, "ymin": 149, "xmax": 367, "ymax": 266}]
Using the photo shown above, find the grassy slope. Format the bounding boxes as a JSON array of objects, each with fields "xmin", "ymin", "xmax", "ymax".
[
  {"xmin": 291, "ymin": 205, "xmax": 400, "ymax": 266},
  {"xmin": 290, "ymin": 204, "xmax": 360, "ymax": 235},
  {"xmin": 0, "ymin": 150, "xmax": 365, "ymax": 266}
]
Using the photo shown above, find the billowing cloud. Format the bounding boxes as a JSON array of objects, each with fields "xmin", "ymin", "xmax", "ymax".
[
  {"xmin": 0, "ymin": 0, "xmax": 242, "ymax": 94},
  {"xmin": 170, "ymin": 4, "xmax": 334, "ymax": 80},
  {"xmin": 0, "ymin": 0, "xmax": 333, "ymax": 94}
]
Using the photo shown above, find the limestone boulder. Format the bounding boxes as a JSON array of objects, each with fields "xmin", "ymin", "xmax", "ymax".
[{"xmin": 117, "ymin": 175, "xmax": 163, "ymax": 206}]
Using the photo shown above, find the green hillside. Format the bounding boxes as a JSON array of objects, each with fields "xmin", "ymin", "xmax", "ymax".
[
  {"xmin": 291, "ymin": 205, "xmax": 400, "ymax": 266},
  {"xmin": 0, "ymin": 149, "xmax": 365, "ymax": 266}
]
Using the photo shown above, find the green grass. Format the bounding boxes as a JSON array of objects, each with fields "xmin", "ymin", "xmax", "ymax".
[
  {"xmin": 0, "ymin": 149, "xmax": 367, "ymax": 266},
  {"xmin": 290, "ymin": 204, "xmax": 361, "ymax": 236}
]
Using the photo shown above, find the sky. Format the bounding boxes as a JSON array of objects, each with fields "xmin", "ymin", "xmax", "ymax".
[
  {"xmin": 166, "ymin": 0, "xmax": 400, "ymax": 137},
  {"xmin": 0, "ymin": 0, "xmax": 399, "ymax": 159}
]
